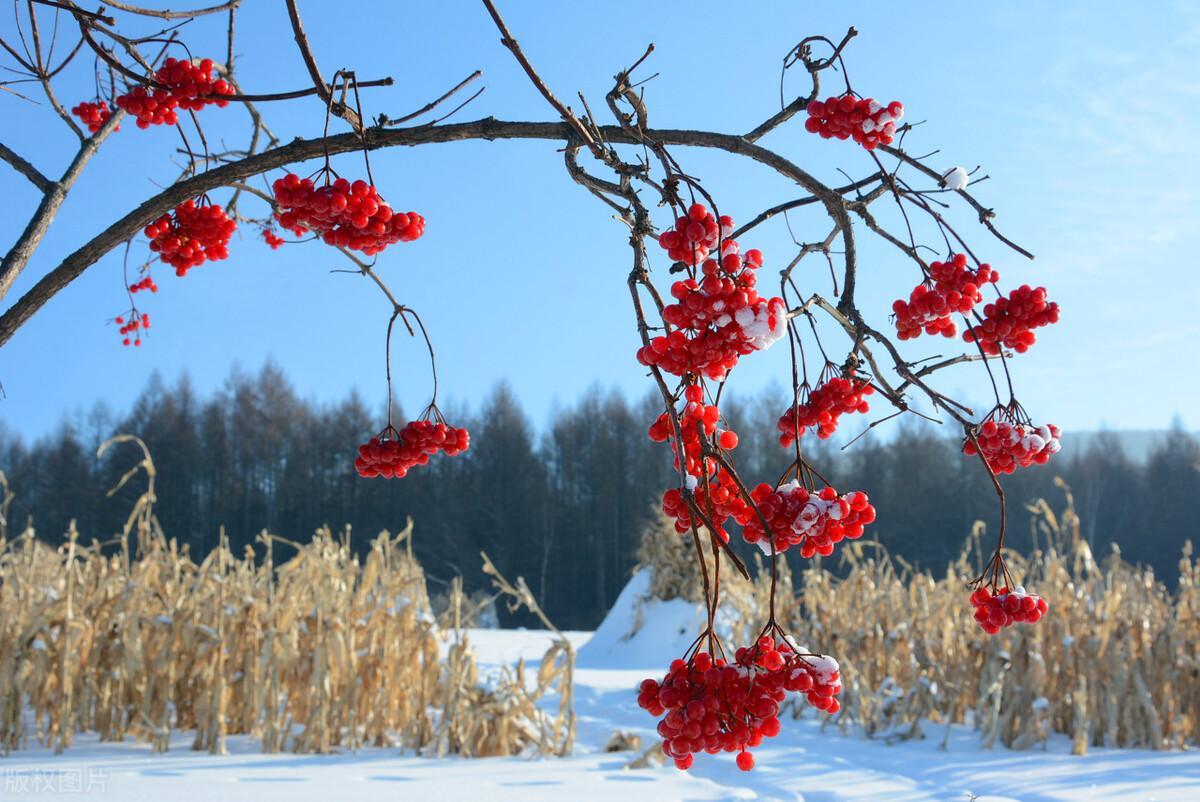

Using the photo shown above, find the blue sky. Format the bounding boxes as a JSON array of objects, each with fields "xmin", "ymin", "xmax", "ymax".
[{"xmin": 1, "ymin": 1, "xmax": 1197, "ymax": 441}]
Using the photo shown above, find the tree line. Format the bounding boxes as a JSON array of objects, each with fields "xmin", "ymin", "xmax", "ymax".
[{"xmin": 1, "ymin": 363, "xmax": 1196, "ymax": 629}]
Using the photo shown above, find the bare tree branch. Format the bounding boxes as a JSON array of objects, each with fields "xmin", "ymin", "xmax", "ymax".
[{"xmin": 0, "ymin": 141, "xmax": 52, "ymax": 192}]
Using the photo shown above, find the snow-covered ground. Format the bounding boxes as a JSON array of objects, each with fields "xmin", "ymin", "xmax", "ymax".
[{"xmin": 3, "ymin": 574, "xmax": 1198, "ymax": 801}]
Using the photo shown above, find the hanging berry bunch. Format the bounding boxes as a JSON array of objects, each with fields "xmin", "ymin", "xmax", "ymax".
[
  {"xmin": 776, "ymin": 366, "xmax": 874, "ymax": 447},
  {"xmin": 969, "ymin": 585, "xmax": 1049, "ymax": 634},
  {"xmin": 892, "ymin": 253, "xmax": 999, "ymax": 341},
  {"xmin": 128, "ymin": 275, "xmax": 158, "ymax": 294},
  {"xmin": 737, "ymin": 480, "xmax": 875, "ymax": 558},
  {"xmin": 144, "ymin": 198, "xmax": 236, "ymax": 276},
  {"xmin": 805, "ymin": 94, "xmax": 904, "ymax": 149},
  {"xmin": 70, "ymin": 100, "xmax": 116, "ymax": 134},
  {"xmin": 115, "ymin": 57, "xmax": 233, "ymax": 129},
  {"xmin": 661, "ymin": 470, "xmax": 747, "ymax": 543},
  {"xmin": 963, "ymin": 403, "xmax": 1061, "ymax": 475},
  {"xmin": 354, "ymin": 414, "xmax": 470, "ymax": 479},
  {"xmin": 355, "ymin": 307, "xmax": 469, "ymax": 479},
  {"xmin": 113, "ymin": 310, "xmax": 150, "ymax": 347},
  {"xmin": 638, "ymin": 629, "xmax": 841, "ymax": 772},
  {"xmin": 963, "ymin": 283, "xmax": 1060, "ymax": 354},
  {"xmin": 272, "ymin": 174, "xmax": 425, "ymax": 256},
  {"xmin": 638, "ymin": 204, "xmax": 787, "ymax": 380}
]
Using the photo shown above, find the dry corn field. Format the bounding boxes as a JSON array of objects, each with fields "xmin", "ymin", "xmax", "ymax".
[
  {"xmin": 0, "ymin": 435, "xmax": 1195, "ymax": 760},
  {"xmin": 0, "ymin": 437, "xmax": 574, "ymax": 757},
  {"xmin": 640, "ymin": 477, "xmax": 1200, "ymax": 753}
]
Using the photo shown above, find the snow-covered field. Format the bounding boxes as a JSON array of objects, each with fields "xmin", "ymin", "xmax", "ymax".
[{"xmin": 3, "ymin": 574, "xmax": 1198, "ymax": 802}]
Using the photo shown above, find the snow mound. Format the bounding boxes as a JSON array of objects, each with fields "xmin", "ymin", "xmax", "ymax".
[{"xmin": 576, "ymin": 568, "xmax": 706, "ymax": 669}]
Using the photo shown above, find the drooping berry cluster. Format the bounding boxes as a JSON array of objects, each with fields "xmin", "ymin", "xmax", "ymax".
[
  {"xmin": 737, "ymin": 481, "xmax": 875, "ymax": 557},
  {"xmin": 963, "ymin": 284, "xmax": 1060, "ymax": 355},
  {"xmin": 963, "ymin": 418, "xmax": 1061, "ymax": 475},
  {"xmin": 128, "ymin": 275, "xmax": 158, "ymax": 294},
  {"xmin": 354, "ymin": 419, "xmax": 470, "ymax": 479},
  {"xmin": 777, "ymin": 372, "xmax": 873, "ymax": 447},
  {"xmin": 969, "ymin": 586, "xmax": 1049, "ymax": 634},
  {"xmin": 648, "ymin": 384, "xmax": 737, "ymax": 478},
  {"xmin": 272, "ymin": 174, "xmax": 425, "ymax": 256},
  {"xmin": 637, "ymin": 637, "xmax": 841, "ymax": 772},
  {"xmin": 805, "ymin": 94, "xmax": 904, "ymax": 150},
  {"xmin": 114, "ymin": 311, "xmax": 150, "ymax": 347},
  {"xmin": 893, "ymin": 253, "xmax": 999, "ymax": 340},
  {"xmin": 115, "ymin": 57, "xmax": 233, "ymax": 129},
  {"xmin": 71, "ymin": 100, "xmax": 115, "ymax": 134},
  {"xmin": 144, "ymin": 199, "xmax": 236, "ymax": 276},
  {"xmin": 661, "ymin": 470, "xmax": 747, "ymax": 542},
  {"xmin": 638, "ymin": 205, "xmax": 786, "ymax": 381},
  {"xmin": 656, "ymin": 203, "xmax": 731, "ymax": 267}
]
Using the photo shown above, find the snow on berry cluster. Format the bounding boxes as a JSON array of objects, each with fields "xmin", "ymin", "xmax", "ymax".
[
  {"xmin": 71, "ymin": 101, "xmax": 115, "ymax": 134},
  {"xmin": 114, "ymin": 311, "xmax": 150, "ymax": 347},
  {"xmin": 893, "ymin": 253, "xmax": 999, "ymax": 341},
  {"xmin": 963, "ymin": 417, "xmax": 1061, "ymax": 475},
  {"xmin": 128, "ymin": 275, "xmax": 158, "ymax": 294},
  {"xmin": 969, "ymin": 586, "xmax": 1049, "ymax": 634},
  {"xmin": 144, "ymin": 199, "xmax": 236, "ymax": 276},
  {"xmin": 963, "ymin": 284, "xmax": 1060, "ymax": 355},
  {"xmin": 648, "ymin": 384, "xmax": 738, "ymax": 478},
  {"xmin": 805, "ymin": 94, "xmax": 904, "ymax": 150},
  {"xmin": 637, "ymin": 636, "xmax": 841, "ymax": 772},
  {"xmin": 116, "ymin": 57, "xmax": 233, "ymax": 129},
  {"xmin": 273, "ymin": 174, "xmax": 425, "ymax": 256},
  {"xmin": 776, "ymin": 372, "xmax": 873, "ymax": 447},
  {"xmin": 638, "ymin": 205, "xmax": 786, "ymax": 381},
  {"xmin": 354, "ymin": 419, "xmax": 470, "ymax": 479},
  {"xmin": 736, "ymin": 481, "xmax": 875, "ymax": 557}
]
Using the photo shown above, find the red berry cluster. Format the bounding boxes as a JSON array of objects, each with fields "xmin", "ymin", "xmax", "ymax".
[
  {"xmin": 354, "ymin": 420, "xmax": 470, "ymax": 479},
  {"xmin": 637, "ymin": 637, "xmax": 841, "ymax": 771},
  {"xmin": 114, "ymin": 311, "xmax": 150, "ymax": 347},
  {"xmin": 116, "ymin": 57, "xmax": 232, "ymax": 129},
  {"xmin": 272, "ymin": 174, "xmax": 425, "ymax": 256},
  {"xmin": 71, "ymin": 100, "xmax": 116, "ymax": 133},
  {"xmin": 893, "ymin": 253, "xmax": 999, "ymax": 340},
  {"xmin": 963, "ymin": 418, "xmax": 1061, "ymax": 475},
  {"xmin": 128, "ymin": 276, "xmax": 158, "ymax": 294},
  {"xmin": 777, "ymin": 373, "xmax": 873, "ymax": 447},
  {"xmin": 638, "ymin": 205, "xmax": 786, "ymax": 381},
  {"xmin": 656, "ymin": 203, "xmax": 732, "ymax": 267},
  {"xmin": 969, "ymin": 586, "xmax": 1049, "ymax": 634},
  {"xmin": 144, "ymin": 200, "xmax": 236, "ymax": 276},
  {"xmin": 805, "ymin": 94, "xmax": 904, "ymax": 149},
  {"xmin": 963, "ymin": 284, "xmax": 1060, "ymax": 355},
  {"xmin": 648, "ymin": 385, "xmax": 738, "ymax": 478},
  {"xmin": 737, "ymin": 481, "xmax": 875, "ymax": 557},
  {"xmin": 661, "ymin": 469, "xmax": 747, "ymax": 542}
]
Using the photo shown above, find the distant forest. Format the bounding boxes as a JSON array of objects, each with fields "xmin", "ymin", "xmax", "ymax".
[{"xmin": 1, "ymin": 364, "xmax": 1197, "ymax": 629}]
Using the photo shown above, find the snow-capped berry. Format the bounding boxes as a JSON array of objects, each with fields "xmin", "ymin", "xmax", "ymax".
[
  {"xmin": 642, "ymin": 205, "xmax": 786, "ymax": 380},
  {"xmin": 736, "ymin": 481, "xmax": 876, "ymax": 557},
  {"xmin": 637, "ymin": 637, "xmax": 840, "ymax": 772},
  {"xmin": 963, "ymin": 416, "xmax": 1061, "ymax": 475},
  {"xmin": 805, "ymin": 94, "xmax": 904, "ymax": 150},
  {"xmin": 969, "ymin": 585, "xmax": 1049, "ymax": 634}
]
